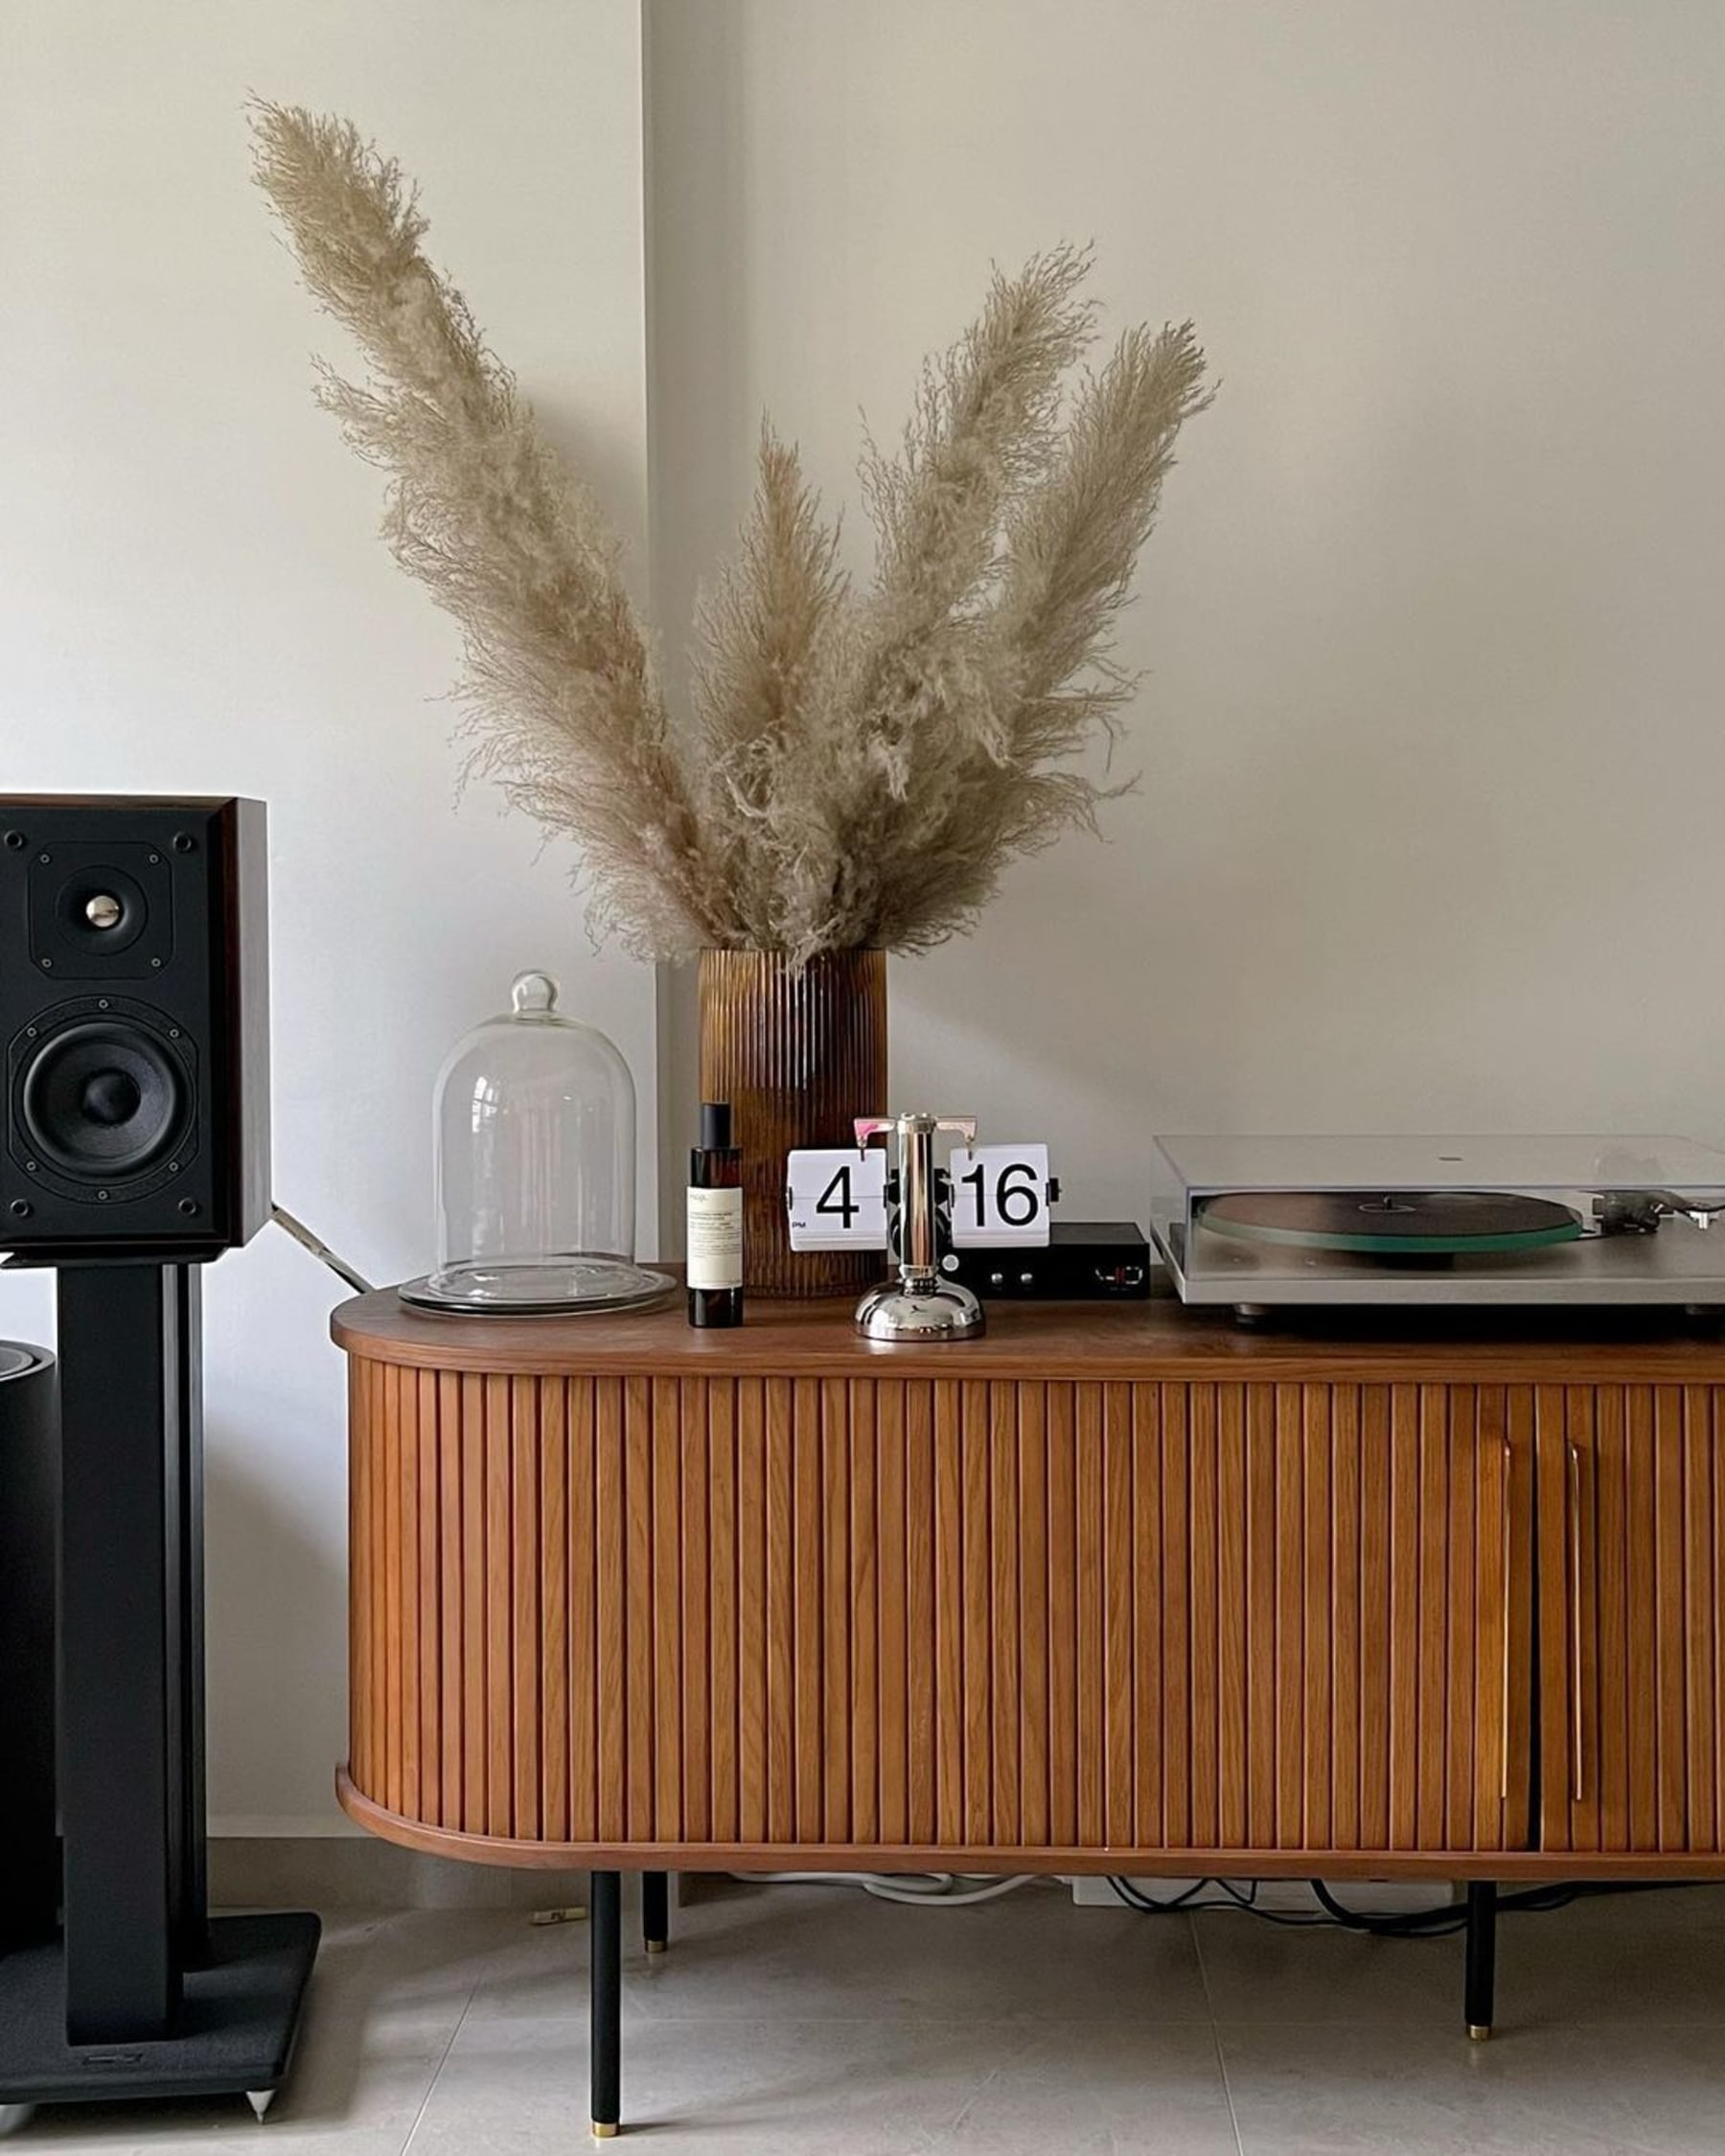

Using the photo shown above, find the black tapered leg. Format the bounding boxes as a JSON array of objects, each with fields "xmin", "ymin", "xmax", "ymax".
[
  {"xmin": 643, "ymin": 1870, "xmax": 669, "ymax": 1955},
  {"xmin": 590, "ymin": 1870, "xmax": 621, "ymax": 2138},
  {"xmin": 1465, "ymin": 1881, "xmax": 1498, "ymax": 2039}
]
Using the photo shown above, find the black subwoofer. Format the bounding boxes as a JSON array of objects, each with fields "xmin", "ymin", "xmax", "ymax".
[
  {"xmin": 0, "ymin": 798, "xmax": 269, "ymax": 1251},
  {"xmin": 0, "ymin": 1342, "xmax": 56, "ymax": 1951}
]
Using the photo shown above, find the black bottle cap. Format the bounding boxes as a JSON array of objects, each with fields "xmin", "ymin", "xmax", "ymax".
[{"xmin": 700, "ymin": 1101, "xmax": 734, "ymax": 1152}]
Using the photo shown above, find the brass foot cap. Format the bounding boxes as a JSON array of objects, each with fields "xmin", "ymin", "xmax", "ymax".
[
  {"xmin": 592, "ymin": 2122, "xmax": 619, "ymax": 2140},
  {"xmin": 646, "ymin": 1938, "xmax": 668, "ymax": 1954},
  {"xmin": 1468, "ymin": 2024, "xmax": 1492, "ymax": 2042}
]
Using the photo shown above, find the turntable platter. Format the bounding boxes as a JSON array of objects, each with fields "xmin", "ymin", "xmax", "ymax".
[{"xmin": 1198, "ymin": 1189, "xmax": 1584, "ymax": 1256}]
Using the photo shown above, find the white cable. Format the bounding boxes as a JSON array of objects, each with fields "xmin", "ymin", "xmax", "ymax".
[
  {"xmin": 270, "ymin": 1204, "xmax": 375, "ymax": 1294},
  {"xmin": 731, "ymin": 1870, "xmax": 1037, "ymax": 1906}
]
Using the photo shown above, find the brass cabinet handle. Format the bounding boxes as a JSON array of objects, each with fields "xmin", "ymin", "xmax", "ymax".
[
  {"xmin": 1500, "ymin": 1436, "xmax": 1513, "ymax": 1805},
  {"xmin": 1566, "ymin": 1439, "xmax": 1585, "ymax": 1804}
]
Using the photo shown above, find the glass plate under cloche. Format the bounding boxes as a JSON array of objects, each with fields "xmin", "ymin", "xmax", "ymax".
[{"xmin": 402, "ymin": 969, "xmax": 673, "ymax": 1318}]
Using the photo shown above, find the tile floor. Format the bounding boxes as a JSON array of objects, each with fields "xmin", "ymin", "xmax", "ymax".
[{"xmin": 13, "ymin": 1878, "xmax": 1725, "ymax": 2152}]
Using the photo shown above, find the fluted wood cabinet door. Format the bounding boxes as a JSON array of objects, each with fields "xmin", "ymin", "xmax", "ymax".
[
  {"xmin": 1536, "ymin": 1385, "xmax": 1725, "ymax": 1855},
  {"xmin": 1155, "ymin": 1379, "xmax": 1535, "ymax": 1859},
  {"xmin": 346, "ymin": 1365, "xmax": 1536, "ymax": 1862}
]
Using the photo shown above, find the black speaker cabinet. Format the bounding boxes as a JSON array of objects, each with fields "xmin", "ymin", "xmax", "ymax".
[
  {"xmin": 0, "ymin": 797, "xmax": 269, "ymax": 1254},
  {"xmin": 0, "ymin": 1342, "xmax": 56, "ymax": 1950}
]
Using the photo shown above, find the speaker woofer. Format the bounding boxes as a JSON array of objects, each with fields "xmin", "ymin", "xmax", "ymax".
[{"xmin": 18, "ymin": 1020, "xmax": 190, "ymax": 1181}]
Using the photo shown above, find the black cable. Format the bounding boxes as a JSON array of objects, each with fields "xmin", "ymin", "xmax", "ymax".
[
  {"xmin": 1109, "ymin": 1874, "xmax": 1702, "ymax": 1935},
  {"xmin": 1211, "ymin": 1878, "xmax": 1335, "ymax": 1928},
  {"xmin": 1106, "ymin": 1876, "xmax": 1333, "ymax": 1926},
  {"xmin": 1106, "ymin": 1875, "xmax": 1221, "ymax": 1915},
  {"xmin": 1312, "ymin": 1879, "xmax": 1696, "ymax": 1937},
  {"xmin": 1310, "ymin": 1879, "xmax": 1470, "ymax": 1936}
]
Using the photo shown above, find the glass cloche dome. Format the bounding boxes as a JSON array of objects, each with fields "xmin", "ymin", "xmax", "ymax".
[{"xmin": 407, "ymin": 971, "xmax": 672, "ymax": 1316}]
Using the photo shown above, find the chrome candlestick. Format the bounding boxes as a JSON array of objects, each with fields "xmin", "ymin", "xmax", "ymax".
[{"xmin": 852, "ymin": 1113, "xmax": 985, "ymax": 1342}]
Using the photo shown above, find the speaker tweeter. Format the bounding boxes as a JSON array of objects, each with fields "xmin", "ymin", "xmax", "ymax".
[{"xmin": 30, "ymin": 843, "xmax": 172, "ymax": 978}]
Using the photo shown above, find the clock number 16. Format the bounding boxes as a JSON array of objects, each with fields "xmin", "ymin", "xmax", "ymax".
[
  {"xmin": 957, "ymin": 1158, "xmax": 1041, "ymax": 1230},
  {"xmin": 947, "ymin": 1144, "xmax": 1053, "ymax": 1248}
]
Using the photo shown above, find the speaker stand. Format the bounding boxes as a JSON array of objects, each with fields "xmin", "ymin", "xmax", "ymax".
[{"xmin": 0, "ymin": 1261, "xmax": 319, "ymax": 2117}]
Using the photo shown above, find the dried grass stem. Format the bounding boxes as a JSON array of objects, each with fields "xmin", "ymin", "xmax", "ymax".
[{"xmin": 253, "ymin": 104, "xmax": 1209, "ymax": 962}]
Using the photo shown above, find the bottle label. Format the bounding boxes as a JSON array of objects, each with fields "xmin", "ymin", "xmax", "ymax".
[{"xmin": 687, "ymin": 1187, "xmax": 744, "ymax": 1290}]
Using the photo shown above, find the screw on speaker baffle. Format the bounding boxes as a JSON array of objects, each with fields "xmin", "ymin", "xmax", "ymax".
[
  {"xmin": 178, "ymin": 1198, "xmax": 199, "ymax": 1216},
  {"xmin": 9, "ymin": 1201, "xmax": 30, "ymax": 1218},
  {"xmin": 4, "ymin": 831, "xmax": 24, "ymax": 851},
  {"xmin": 173, "ymin": 833, "xmax": 196, "ymax": 853}
]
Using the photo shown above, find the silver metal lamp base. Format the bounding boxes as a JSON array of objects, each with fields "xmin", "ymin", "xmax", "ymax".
[{"xmin": 854, "ymin": 1277, "xmax": 985, "ymax": 1342}]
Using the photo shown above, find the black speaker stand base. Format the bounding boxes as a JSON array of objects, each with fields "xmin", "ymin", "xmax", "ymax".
[{"xmin": 0, "ymin": 1912, "xmax": 321, "ymax": 2118}]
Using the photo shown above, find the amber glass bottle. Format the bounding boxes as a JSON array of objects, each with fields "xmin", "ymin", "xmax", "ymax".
[{"xmin": 686, "ymin": 1101, "xmax": 744, "ymax": 1326}]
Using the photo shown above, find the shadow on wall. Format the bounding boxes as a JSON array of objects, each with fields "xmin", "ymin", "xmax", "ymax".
[
  {"xmin": 647, "ymin": 0, "xmax": 750, "ymax": 1252},
  {"xmin": 204, "ymin": 1422, "xmax": 349, "ymax": 1832},
  {"xmin": 888, "ymin": 367, "xmax": 1673, "ymax": 1185}
]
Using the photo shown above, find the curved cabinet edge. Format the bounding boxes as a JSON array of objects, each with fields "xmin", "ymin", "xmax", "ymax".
[
  {"xmin": 331, "ymin": 1288, "xmax": 1725, "ymax": 1387},
  {"xmin": 334, "ymin": 1773, "xmax": 1725, "ymax": 1883}
]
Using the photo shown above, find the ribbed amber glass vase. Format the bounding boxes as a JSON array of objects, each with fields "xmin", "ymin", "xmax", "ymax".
[{"xmin": 698, "ymin": 949, "xmax": 887, "ymax": 1297}]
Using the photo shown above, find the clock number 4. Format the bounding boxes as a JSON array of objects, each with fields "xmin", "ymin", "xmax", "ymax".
[
  {"xmin": 785, "ymin": 1147, "xmax": 889, "ymax": 1250},
  {"xmin": 816, "ymin": 1164, "xmax": 862, "ymax": 1228}
]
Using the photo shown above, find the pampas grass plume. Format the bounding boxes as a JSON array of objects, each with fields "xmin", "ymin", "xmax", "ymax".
[{"xmin": 252, "ymin": 103, "xmax": 1209, "ymax": 963}]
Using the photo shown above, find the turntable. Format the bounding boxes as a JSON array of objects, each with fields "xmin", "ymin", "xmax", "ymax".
[{"xmin": 1148, "ymin": 1135, "xmax": 1725, "ymax": 1318}]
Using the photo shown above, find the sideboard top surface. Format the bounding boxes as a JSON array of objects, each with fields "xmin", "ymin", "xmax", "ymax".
[{"xmin": 332, "ymin": 1282, "xmax": 1725, "ymax": 1385}]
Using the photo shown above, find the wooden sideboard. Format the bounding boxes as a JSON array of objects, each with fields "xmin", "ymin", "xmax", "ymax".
[{"xmin": 332, "ymin": 1286, "xmax": 1725, "ymax": 2130}]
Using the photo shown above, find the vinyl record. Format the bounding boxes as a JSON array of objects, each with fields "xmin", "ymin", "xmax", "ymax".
[{"xmin": 1198, "ymin": 1189, "xmax": 1584, "ymax": 1256}]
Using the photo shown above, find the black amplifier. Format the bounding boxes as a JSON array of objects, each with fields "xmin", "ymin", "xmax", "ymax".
[{"xmin": 943, "ymin": 1220, "xmax": 1151, "ymax": 1300}]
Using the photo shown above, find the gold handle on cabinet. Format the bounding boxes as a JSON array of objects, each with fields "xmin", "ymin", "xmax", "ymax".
[
  {"xmin": 1500, "ymin": 1436, "xmax": 1512, "ymax": 1805},
  {"xmin": 1566, "ymin": 1439, "xmax": 1585, "ymax": 1804}
]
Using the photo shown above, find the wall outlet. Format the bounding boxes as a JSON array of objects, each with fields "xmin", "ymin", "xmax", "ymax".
[{"xmin": 1067, "ymin": 1875, "xmax": 1459, "ymax": 1916}]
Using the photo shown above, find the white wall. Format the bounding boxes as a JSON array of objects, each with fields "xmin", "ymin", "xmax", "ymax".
[
  {"xmin": 9, "ymin": 0, "xmax": 1725, "ymax": 1837},
  {"xmin": 646, "ymin": 0, "xmax": 1725, "ymax": 1232},
  {"xmin": 0, "ymin": 1, "xmax": 656, "ymax": 1831}
]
